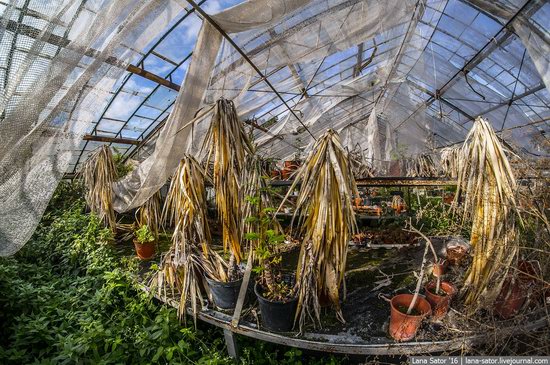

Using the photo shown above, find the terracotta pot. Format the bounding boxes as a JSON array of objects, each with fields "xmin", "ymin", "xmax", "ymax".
[
  {"xmin": 283, "ymin": 160, "xmax": 300, "ymax": 169},
  {"xmin": 446, "ymin": 246, "xmax": 467, "ymax": 266},
  {"xmin": 389, "ymin": 294, "xmax": 431, "ymax": 341},
  {"xmin": 424, "ymin": 281, "xmax": 456, "ymax": 320},
  {"xmin": 432, "ymin": 260, "xmax": 447, "ymax": 277},
  {"xmin": 133, "ymin": 240, "xmax": 156, "ymax": 260},
  {"xmin": 443, "ymin": 193, "xmax": 455, "ymax": 205},
  {"xmin": 493, "ymin": 276, "xmax": 527, "ymax": 319}
]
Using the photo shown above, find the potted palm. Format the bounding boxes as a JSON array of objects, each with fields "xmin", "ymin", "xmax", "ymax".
[
  {"xmin": 133, "ymin": 224, "xmax": 156, "ymax": 260},
  {"xmin": 200, "ymin": 99, "xmax": 253, "ymax": 309},
  {"xmin": 277, "ymin": 129, "xmax": 358, "ymax": 332},
  {"xmin": 154, "ymin": 155, "xmax": 228, "ymax": 323}
]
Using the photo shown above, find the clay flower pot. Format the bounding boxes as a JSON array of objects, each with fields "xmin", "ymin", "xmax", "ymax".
[
  {"xmin": 424, "ymin": 281, "xmax": 456, "ymax": 320},
  {"xmin": 432, "ymin": 260, "xmax": 447, "ymax": 277},
  {"xmin": 493, "ymin": 276, "xmax": 527, "ymax": 319},
  {"xmin": 133, "ymin": 240, "xmax": 156, "ymax": 260},
  {"xmin": 389, "ymin": 294, "xmax": 432, "ymax": 341},
  {"xmin": 446, "ymin": 246, "xmax": 467, "ymax": 266}
]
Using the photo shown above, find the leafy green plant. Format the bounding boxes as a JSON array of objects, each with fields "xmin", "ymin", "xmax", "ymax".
[
  {"xmin": 242, "ymin": 154, "xmax": 293, "ymax": 302},
  {"xmin": 134, "ymin": 224, "xmax": 155, "ymax": 244},
  {"xmin": 0, "ymin": 183, "xmax": 348, "ymax": 365}
]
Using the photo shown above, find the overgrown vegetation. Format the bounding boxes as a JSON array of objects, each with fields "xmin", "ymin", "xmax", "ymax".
[{"xmin": 0, "ymin": 181, "xmax": 345, "ymax": 364}]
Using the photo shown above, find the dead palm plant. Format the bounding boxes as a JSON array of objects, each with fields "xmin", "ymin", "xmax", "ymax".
[
  {"xmin": 80, "ymin": 145, "xmax": 117, "ymax": 232},
  {"xmin": 406, "ymin": 153, "xmax": 438, "ymax": 177},
  {"xmin": 440, "ymin": 146, "xmax": 462, "ymax": 179},
  {"xmin": 201, "ymin": 98, "xmax": 253, "ymax": 280},
  {"xmin": 455, "ymin": 117, "xmax": 521, "ymax": 309},
  {"xmin": 136, "ymin": 190, "xmax": 162, "ymax": 241},
  {"xmin": 153, "ymin": 155, "xmax": 227, "ymax": 325},
  {"xmin": 278, "ymin": 129, "xmax": 358, "ymax": 331},
  {"xmin": 348, "ymin": 149, "xmax": 375, "ymax": 178}
]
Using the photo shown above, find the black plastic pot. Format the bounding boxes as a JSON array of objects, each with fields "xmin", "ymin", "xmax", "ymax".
[
  {"xmin": 254, "ymin": 282, "xmax": 298, "ymax": 332},
  {"xmin": 206, "ymin": 277, "xmax": 243, "ymax": 310}
]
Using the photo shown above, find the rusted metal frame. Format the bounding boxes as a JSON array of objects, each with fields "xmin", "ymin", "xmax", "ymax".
[
  {"xmin": 126, "ymin": 64, "xmax": 181, "ymax": 91},
  {"xmin": 82, "ymin": 134, "xmax": 141, "ymax": 145},
  {"xmin": 270, "ymin": 177, "xmax": 457, "ymax": 187},
  {"xmin": 184, "ymin": 0, "xmax": 316, "ymax": 140},
  {"xmin": 75, "ymin": 50, "xmax": 193, "ymax": 170},
  {"xmin": 150, "ymin": 50, "xmax": 179, "ymax": 66}
]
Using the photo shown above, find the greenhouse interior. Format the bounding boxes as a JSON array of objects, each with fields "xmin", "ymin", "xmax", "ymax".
[{"xmin": 1, "ymin": 0, "xmax": 550, "ymax": 363}]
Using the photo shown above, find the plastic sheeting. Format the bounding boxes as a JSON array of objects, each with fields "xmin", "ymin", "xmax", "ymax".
[
  {"xmin": 0, "ymin": 0, "xmax": 187, "ymax": 256},
  {"xmin": 1, "ymin": 0, "xmax": 550, "ymax": 256},
  {"xmin": 113, "ymin": 0, "xmax": 415, "ymax": 211}
]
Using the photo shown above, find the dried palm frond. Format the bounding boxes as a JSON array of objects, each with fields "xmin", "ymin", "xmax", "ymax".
[
  {"xmin": 348, "ymin": 149, "xmax": 375, "ymax": 178},
  {"xmin": 136, "ymin": 191, "xmax": 162, "ymax": 241},
  {"xmin": 455, "ymin": 117, "xmax": 521, "ymax": 309},
  {"xmin": 153, "ymin": 155, "xmax": 225, "ymax": 324},
  {"xmin": 278, "ymin": 129, "xmax": 358, "ymax": 332},
  {"xmin": 80, "ymin": 145, "xmax": 117, "ymax": 232},
  {"xmin": 440, "ymin": 146, "xmax": 462, "ymax": 178},
  {"xmin": 201, "ymin": 98, "xmax": 253, "ymax": 272},
  {"xmin": 406, "ymin": 153, "xmax": 438, "ymax": 177}
]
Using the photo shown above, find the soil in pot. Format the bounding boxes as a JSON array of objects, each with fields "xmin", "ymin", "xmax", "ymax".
[
  {"xmin": 206, "ymin": 276, "xmax": 243, "ymax": 310},
  {"xmin": 424, "ymin": 281, "xmax": 456, "ymax": 320},
  {"xmin": 255, "ymin": 283, "xmax": 298, "ymax": 332},
  {"xmin": 389, "ymin": 294, "xmax": 431, "ymax": 342},
  {"xmin": 133, "ymin": 240, "xmax": 156, "ymax": 260}
]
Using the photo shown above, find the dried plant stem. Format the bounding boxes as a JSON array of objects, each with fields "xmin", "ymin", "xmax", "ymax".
[
  {"xmin": 80, "ymin": 145, "xmax": 117, "ymax": 233},
  {"xmin": 277, "ymin": 129, "xmax": 358, "ymax": 331}
]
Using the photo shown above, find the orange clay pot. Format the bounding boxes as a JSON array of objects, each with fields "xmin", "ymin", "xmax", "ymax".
[
  {"xmin": 133, "ymin": 240, "xmax": 156, "ymax": 260},
  {"xmin": 432, "ymin": 260, "xmax": 447, "ymax": 277},
  {"xmin": 424, "ymin": 281, "xmax": 456, "ymax": 320},
  {"xmin": 493, "ymin": 276, "xmax": 526, "ymax": 319},
  {"xmin": 389, "ymin": 294, "xmax": 431, "ymax": 341},
  {"xmin": 446, "ymin": 246, "xmax": 467, "ymax": 266}
]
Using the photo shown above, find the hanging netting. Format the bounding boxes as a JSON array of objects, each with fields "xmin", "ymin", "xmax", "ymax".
[
  {"xmin": 0, "ymin": 0, "xmax": 188, "ymax": 256},
  {"xmin": 1, "ymin": 0, "xmax": 550, "ymax": 255}
]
